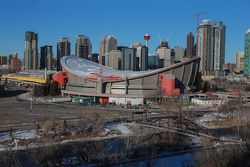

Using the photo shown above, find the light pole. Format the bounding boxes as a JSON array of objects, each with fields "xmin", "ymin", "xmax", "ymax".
[{"xmin": 30, "ymin": 84, "xmax": 34, "ymax": 112}]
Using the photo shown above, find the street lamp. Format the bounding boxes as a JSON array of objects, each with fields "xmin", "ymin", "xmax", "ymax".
[{"xmin": 30, "ymin": 84, "xmax": 34, "ymax": 112}]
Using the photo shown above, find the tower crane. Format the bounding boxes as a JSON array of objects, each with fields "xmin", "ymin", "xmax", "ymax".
[{"xmin": 194, "ymin": 11, "xmax": 206, "ymax": 27}]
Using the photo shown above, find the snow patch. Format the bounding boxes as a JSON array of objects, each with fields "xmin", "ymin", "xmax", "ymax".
[
  {"xmin": 0, "ymin": 130, "xmax": 40, "ymax": 142},
  {"xmin": 104, "ymin": 123, "xmax": 133, "ymax": 135},
  {"xmin": 0, "ymin": 132, "xmax": 10, "ymax": 142},
  {"xmin": 197, "ymin": 112, "xmax": 226, "ymax": 122},
  {"xmin": 14, "ymin": 130, "xmax": 40, "ymax": 140}
]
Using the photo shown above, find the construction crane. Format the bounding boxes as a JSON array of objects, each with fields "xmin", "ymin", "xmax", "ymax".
[
  {"xmin": 157, "ymin": 33, "xmax": 172, "ymax": 42},
  {"xmin": 194, "ymin": 11, "xmax": 206, "ymax": 27},
  {"xmin": 167, "ymin": 33, "xmax": 172, "ymax": 41},
  {"xmin": 157, "ymin": 33, "xmax": 162, "ymax": 43},
  {"xmin": 156, "ymin": 33, "xmax": 172, "ymax": 48}
]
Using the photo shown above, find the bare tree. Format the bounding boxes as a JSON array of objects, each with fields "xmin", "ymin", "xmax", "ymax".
[
  {"xmin": 196, "ymin": 144, "xmax": 250, "ymax": 167},
  {"xmin": 0, "ymin": 149, "xmax": 21, "ymax": 167}
]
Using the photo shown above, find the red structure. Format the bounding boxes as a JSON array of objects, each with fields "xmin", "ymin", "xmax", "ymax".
[
  {"xmin": 160, "ymin": 74, "xmax": 180, "ymax": 97},
  {"xmin": 144, "ymin": 33, "xmax": 150, "ymax": 47},
  {"xmin": 52, "ymin": 71, "xmax": 68, "ymax": 87},
  {"xmin": 100, "ymin": 97, "xmax": 109, "ymax": 104},
  {"xmin": 231, "ymin": 89, "xmax": 240, "ymax": 93},
  {"xmin": 187, "ymin": 32, "xmax": 194, "ymax": 58},
  {"xmin": 11, "ymin": 56, "xmax": 21, "ymax": 70}
]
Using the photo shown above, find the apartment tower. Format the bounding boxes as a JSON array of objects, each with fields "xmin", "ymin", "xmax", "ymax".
[
  {"xmin": 24, "ymin": 31, "xmax": 38, "ymax": 70},
  {"xmin": 57, "ymin": 38, "xmax": 70, "ymax": 71}
]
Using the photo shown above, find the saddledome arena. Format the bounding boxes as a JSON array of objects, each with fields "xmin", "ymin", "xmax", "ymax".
[{"xmin": 60, "ymin": 56, "xmax": 200, "ymax": 99}]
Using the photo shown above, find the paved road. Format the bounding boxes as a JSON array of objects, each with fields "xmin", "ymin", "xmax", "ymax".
[
  {"xmin": 0, "ymin": 96, "xmax": 124, "ymax": 130},
  {"xmin": 0, "ymin": 90, "xmax": 166, "ymax": 131},
  {"xmin": 0, "ymin": 89, "xmax": 216, "ymax": 132}
]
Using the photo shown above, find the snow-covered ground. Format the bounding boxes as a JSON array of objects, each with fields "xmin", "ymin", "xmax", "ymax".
[
  {"xmin": 0, "ymin": 130, "xmax": 40, "ymax": 142},
  {"xmin": 196, "ymin": 112, "xmax": 229, "ymax": 129},
  {"xmin": 14, "ymin": 130, "xmax": 40, "ymax": 139},
  {"xmin": 0, "ymin": 123, "xmax": 135, "ymax": 152},
  {"xmin": 0, "ymin": 132, "xmax": 10, "ymax": 142},
  {"xmin": 17, "ymin": 93, "xmax": 52, "ymax": 103},
  {"xmin": 104, "ymin": 123, "xmax": 133, "ymax": 135},
  {"xmin": 0, "ymin": 123, "xmax": 133, "ymax": 144},
  {"xmin": 197, "ymin": 112, "xmax": 226, "ymax": 123}
]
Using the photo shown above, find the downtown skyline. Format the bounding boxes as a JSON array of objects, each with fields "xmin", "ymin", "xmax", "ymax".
[{"xmin": 0, "ymin": 0, "xmax": 250, "ymax": 63}]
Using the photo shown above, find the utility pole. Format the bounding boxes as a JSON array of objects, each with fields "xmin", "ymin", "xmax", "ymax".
[{"xmin": 30, "ymin": 84, "xmax": 34, "ymax": 112}]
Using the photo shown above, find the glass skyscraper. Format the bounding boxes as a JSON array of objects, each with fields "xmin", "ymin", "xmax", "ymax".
[
  {"xmin": 244, "ymin": 29, "xmax": 250, "ymax": 76},
  {"xmin": 24, "ymin": 31, "xmax": 38, "ymax": 70},
  {"xmin": 121, "ymin": 47, "xmax": 136, "ymax": 71},
  {"xmin": 213, "ymin": 22, "xmax": 226, "ymax": 72},
  {"xmin": 197, "ymin": 20, "xmax": 214, "ymax": 74},
  {"xmin": 40, "ymin": 45, "xmax": 53, "ymax": 70},
  {"xmin": 99, "ymin": 36, "xmax": 117, "ymax": 65},
  {"xmin": 75, "ymin": 35, "xmax": 92, "ymax": 59},
  {"xmin": 196, "ymin": 20, "xmax": 226, "ymax": 76},
  {"xmin": 136, "ymin": 46, "xmax": 148, "ymax": 71},
  {"xmin": 57, "ymin": 38, "xmax": 71, "ymax": 71}
]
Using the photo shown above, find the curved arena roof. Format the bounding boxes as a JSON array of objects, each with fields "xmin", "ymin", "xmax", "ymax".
[{"xmin": 61, "ymin": 56, "xmax": 200, "ymax": 82}]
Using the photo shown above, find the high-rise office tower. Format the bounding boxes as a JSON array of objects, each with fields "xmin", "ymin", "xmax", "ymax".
[
  {"xmin": 75, "ymin": 35, "xmax": 92, "ymax": 59},
  {"xmin": 0, "ymin": 56, "xmax": 7, "ymax": 65},
  {"xmin": 186, "ymin": 32, "xmax": 194, "ymax": 58},
  {"xmin": 214, "ymin": 22, "xmax": 226, "ymax": 72},
  {"xmin": 148, "ymin": 54, "xmax": 159, "ymax": 69},
  {"xmin": 24, "ymin": 31, "xmax": 38, "ymax": 70},
  {"xmin": 132, "ymin": 43, "xmax": 147, "ymax": 71},
  {"xmin": 99, "ymin": 35, "xmax": 117, "ymax": 65},
  {"xmin": 132, "ymin": 42, "xmax": 142, "ymax": 48},
  {"xmin": 40, "ymin": 45, "xmax": 53, "ymax": 70},
  {"xmin": 52, "ymin": 58, "xmax": 57, "ymax": 69},
  {"xmin": 104, "ymin": 53, "xmax": 110, "ymax": 66},
  {"xmin": 117, "ymin": 46, "xmax": 128, "ymax": 51},
  {"xmin": 244, "ymin": 29, "xmax": 250, "ymax": 76},
  {"xmin": 197, "ymin": 20, "xmax": 226, "ymax": 76},
  {"xmin": 156, "ymin": 46, "xmax": 172, "ymax": 68},
  {"xmin": 121, "ymin": 47, "xmax": 136, "ymax": 71},
  {"xmin": 236, "ymin": 52, "xmax": 244, "ymax": 73},
  {"xmin": 108, "ymin": 50, "xmax": 122, "ymax": 70},
  {"xmin": 136, "ymin": 46, "xmax": 148, "ymax": 71},
  {"xmin": 90, "ymin": 53, "xmax": 99, "ymax": 63},
  {"xmin": 57, "ymin": 38, "xmax": 70, "ymax": 71},
  {"xmin": 8, "ymin": 55, "xmax": 13, "ymax": 65},
  {"xmin": 174, "ymin": 47, "xmax": 185, "ymax": 61},
  {"xmin": 8, "ymin": 54, "xmax": 13, "ymax": 65},
  {"xmin": 197, "ymin": 20, "xmax": 215, "ymax": 74}
]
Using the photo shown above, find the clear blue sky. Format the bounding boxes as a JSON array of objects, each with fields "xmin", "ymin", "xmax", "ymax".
[{"xmin": 0, "ymin": 0, "xmax": 249, "ymax": 63}]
